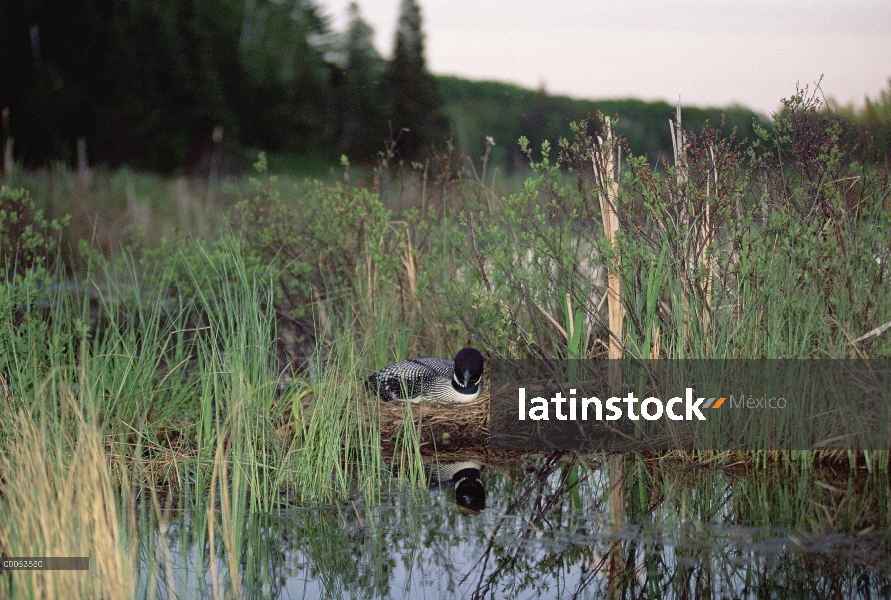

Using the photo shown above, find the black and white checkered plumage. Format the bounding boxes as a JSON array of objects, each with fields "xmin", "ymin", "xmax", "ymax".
[
  {"xmin": 364, "ymin": 347, "xmax": 484, "ymax": 403},
  {"xmin": 426, "ymin": 461, "xmax": 485, "ymax": 512}
]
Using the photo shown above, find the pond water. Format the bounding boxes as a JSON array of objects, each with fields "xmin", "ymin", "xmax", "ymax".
[{"xmin": 139, "ymin": 454, "xmax": 891, "ymax": 599}]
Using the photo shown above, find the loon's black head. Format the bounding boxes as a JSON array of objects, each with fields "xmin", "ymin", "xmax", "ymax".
[
  {"xmin": 455, "ymin": 476, "xmax": 486, "ymax": 512},
  {"xmin": 452, "ymin": 347, "xmax": 484, "ymax": 391}
]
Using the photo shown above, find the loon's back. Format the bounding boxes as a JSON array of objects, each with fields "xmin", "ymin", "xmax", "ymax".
[{"xmin": 364, "ymin": 348, "xmax": 484, "ymax": 403}]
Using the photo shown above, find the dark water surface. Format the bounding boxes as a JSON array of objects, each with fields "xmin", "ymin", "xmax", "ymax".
[{"xmin": 141, "ymin": 454, "xmax": 891, "ymax": 599}]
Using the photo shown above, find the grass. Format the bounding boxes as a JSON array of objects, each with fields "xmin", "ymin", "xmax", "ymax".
[
  {"xmin": 0, "ymin": 397, "xmax": 137, "ymax": 599},
  {"xmin": 0, "ymin": 86, "xmax": 889, "ymax": 595}
]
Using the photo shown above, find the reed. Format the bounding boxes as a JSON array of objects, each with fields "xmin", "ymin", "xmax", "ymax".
[
  {"xmin": 0, "ymin": 84, "xmax": 887, "ymax": 569},
  {"xmin": 0, "ymin": 396, "xmax": 137, "ymax": 599},
  {"xmin": 0, "ymin": 104, "xmax": 888, "ymax": 593}
]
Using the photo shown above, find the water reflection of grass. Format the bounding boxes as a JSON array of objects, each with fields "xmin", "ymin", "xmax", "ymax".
[
  {"xmin": 117, "ymin": 453, "xmax": 891, "ymax": 598},
  {"xmin": 462, "ymin": 454, "xmax": 891, "ymax": 599}
]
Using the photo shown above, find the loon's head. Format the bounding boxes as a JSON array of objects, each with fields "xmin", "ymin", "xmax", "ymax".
[
  {"xmin": 455, "ymin": 476, "xmax": 486, "ymax": 512},
  {"xmin": 452, "ymin": 347, "xmax": 484, "ymax": 391}
]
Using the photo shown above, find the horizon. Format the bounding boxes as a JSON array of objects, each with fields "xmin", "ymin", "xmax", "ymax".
[{"xmin": 323, "ymin": 0, "xmax": 891, "ymax": 116}]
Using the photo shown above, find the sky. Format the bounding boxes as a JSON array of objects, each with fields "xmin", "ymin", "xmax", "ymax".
[{"xmin": 322, "ymin": 0, "xmax": 891, "ymax": 116}]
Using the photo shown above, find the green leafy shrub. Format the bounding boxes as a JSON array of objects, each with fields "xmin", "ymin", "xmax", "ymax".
[{"xmin": 0, "ymin": 186, "xmax": 69, "ymax": 281}]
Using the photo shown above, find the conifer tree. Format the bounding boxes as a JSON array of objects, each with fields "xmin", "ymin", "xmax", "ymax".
[
  {"xmin": 385, "ymin": 0, "xmax": 447, "ymax": 160},
  {"xmin": 332, "ymin": 2, "xmax": 388, "ymax": 159}
]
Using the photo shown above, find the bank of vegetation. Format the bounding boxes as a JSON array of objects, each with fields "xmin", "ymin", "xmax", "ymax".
[{"xmin": 0, "ymin": 80, "xmax": 889, "ymax": 596}]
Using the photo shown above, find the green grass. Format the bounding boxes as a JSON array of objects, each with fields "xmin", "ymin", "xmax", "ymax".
[{"xmin": 0, "ymin": 88, "xmax": 890, "ymax": 596}]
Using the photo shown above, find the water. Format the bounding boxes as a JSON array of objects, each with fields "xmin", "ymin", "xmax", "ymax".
[{"xmin": 138, "ymin": 454, "xmax": 891, "ymax": 599}]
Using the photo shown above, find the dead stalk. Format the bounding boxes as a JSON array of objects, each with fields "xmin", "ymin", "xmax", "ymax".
[
  {"xmin": 396, "ymin": 223, "xmax": 420, "ymax": 315},
  {"xmin": 649, "ymin": 323, "xmax": 661, "ymax": 361},
  {"xmin": 699, "ymin": 145, "xmax": 717, "ymax": 334},
  {"xmin": 670, "ymin": 103, "xmax": 692, "ymax": 344},
  {"xmin": 592, "ymin": 117, "xmax": 623, "ymax": 363}
]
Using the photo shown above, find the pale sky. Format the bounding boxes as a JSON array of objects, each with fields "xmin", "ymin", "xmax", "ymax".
[{"xmin": 322, "ymin": 0, "xmax": 891, "ymax": 116}]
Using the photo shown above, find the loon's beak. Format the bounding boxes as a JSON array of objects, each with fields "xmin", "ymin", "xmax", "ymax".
[{"xmin": 463, "ymin": 369, "xmax": 471, "ymax": 387}]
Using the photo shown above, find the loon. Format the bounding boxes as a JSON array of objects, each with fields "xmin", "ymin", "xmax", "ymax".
[
  {"xmin": 364, "ymin": 347, "xmax": 484, "ymax": 403},
  {"xmin": 427, "ymin": 461, "xmax": 486, "ymax": 512}
]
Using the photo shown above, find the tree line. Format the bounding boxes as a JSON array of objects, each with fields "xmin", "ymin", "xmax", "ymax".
[
  {"xmin": 2, "ymin": 1, "xmax": 887, "ymax": 174},
  {"xmin": 1, "ymin": 0, "xmax": 446, "ymax": 172}
]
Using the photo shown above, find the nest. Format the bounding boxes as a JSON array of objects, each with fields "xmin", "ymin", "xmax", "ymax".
[
  {"xmin": 289, "ymin": 388, "xmax": 494, "ymax": 452},
  {"xmin": 379, "ymin": 392, "xmax": 490, "ymax": 453}
]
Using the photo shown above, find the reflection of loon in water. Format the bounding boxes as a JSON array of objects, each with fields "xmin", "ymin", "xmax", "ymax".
[{"xmin": 426, "ymin": 461, "xmax": 486, "ymax": 513}]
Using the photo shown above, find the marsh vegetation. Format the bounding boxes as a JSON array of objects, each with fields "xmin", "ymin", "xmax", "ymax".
[{"xmin": 1, "ymin": 87, "xmax": 890, "ymax": 597}]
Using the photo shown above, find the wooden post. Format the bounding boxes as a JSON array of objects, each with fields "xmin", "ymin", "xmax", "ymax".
[
  {"xmin": 3, "ymin": 108, "xmax": 13, "ymax": 180},
  {"xmin": 206, "ymin": 126, "xmax": 223, "ymax": 204},
  {"xmin": 202, "ymin": 126, "xmax": 224, "ymax": 237},
  {"xmin": 77, "ymin": 137, "xmax": 91, "ymax": 188},
  {"xmin": 700, "ymin": 146, "xmax": 716, "ymax": 334}
]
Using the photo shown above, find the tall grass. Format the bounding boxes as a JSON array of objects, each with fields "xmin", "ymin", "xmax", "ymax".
[
  {"xmin": 0, "ymin": 395, "xmax": 137, "ymax": 598},
  {"xmin": 0, "ymin": 226, "xmax": 430, "ymax": 595},
  {"xmin": 446, "ymin": 91, "xmax": 889, "ymax": 366},
  {"xmin": 0, "ymin": 219, "xmax": 424, "ymax": 504},
  {"xmin": 2, "ymin": 87, "xmax": 888, "ymax": 494},
  {"xmin": 1, "ymin": 83, "xmax": 889, "ymax": 594},
  {"xmin": 291, "ymin": 333, "xmax": 386, "ymax": 502}
]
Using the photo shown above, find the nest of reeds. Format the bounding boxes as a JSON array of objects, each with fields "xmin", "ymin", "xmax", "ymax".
[
  {"xmin": 284, "ymin": 386, "xmax": 492, "ymax": 451},
  {"xmin": 379, "ymin": 392, "xmax": 490, "ymax": 452}
]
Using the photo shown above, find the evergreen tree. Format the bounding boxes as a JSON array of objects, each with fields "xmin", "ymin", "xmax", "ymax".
[
  {"xmin": 0, "ymin": 0, "xmax": 335, "ymax": 171},
  {"xmin": 385, "ymin": 0, "xmax": 447, "ymax": 160},
  {"xmin": 331, "ymin": 3, "xmax": 388, "ymax": 160},
  {"xmin": 236, "ymin": 0, "xmax": 333, "ymax": 154}
]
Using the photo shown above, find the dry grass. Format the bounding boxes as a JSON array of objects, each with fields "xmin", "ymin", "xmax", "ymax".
[
  {"xmin": 0, "ymin": 400, "xmax": 137, "ymax": 599},
  {"xmin": 291, "ymin": 381, "xmax": 494, "ymax": 453},
  {"xmin": 379, "ymin": 394, "xmax": 491, "ymax": 452}
]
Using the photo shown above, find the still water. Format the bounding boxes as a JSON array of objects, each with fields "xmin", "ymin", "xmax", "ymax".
[{"xmin": 140, "ymin": 453, "xmax": 891, "ymax": 599}]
